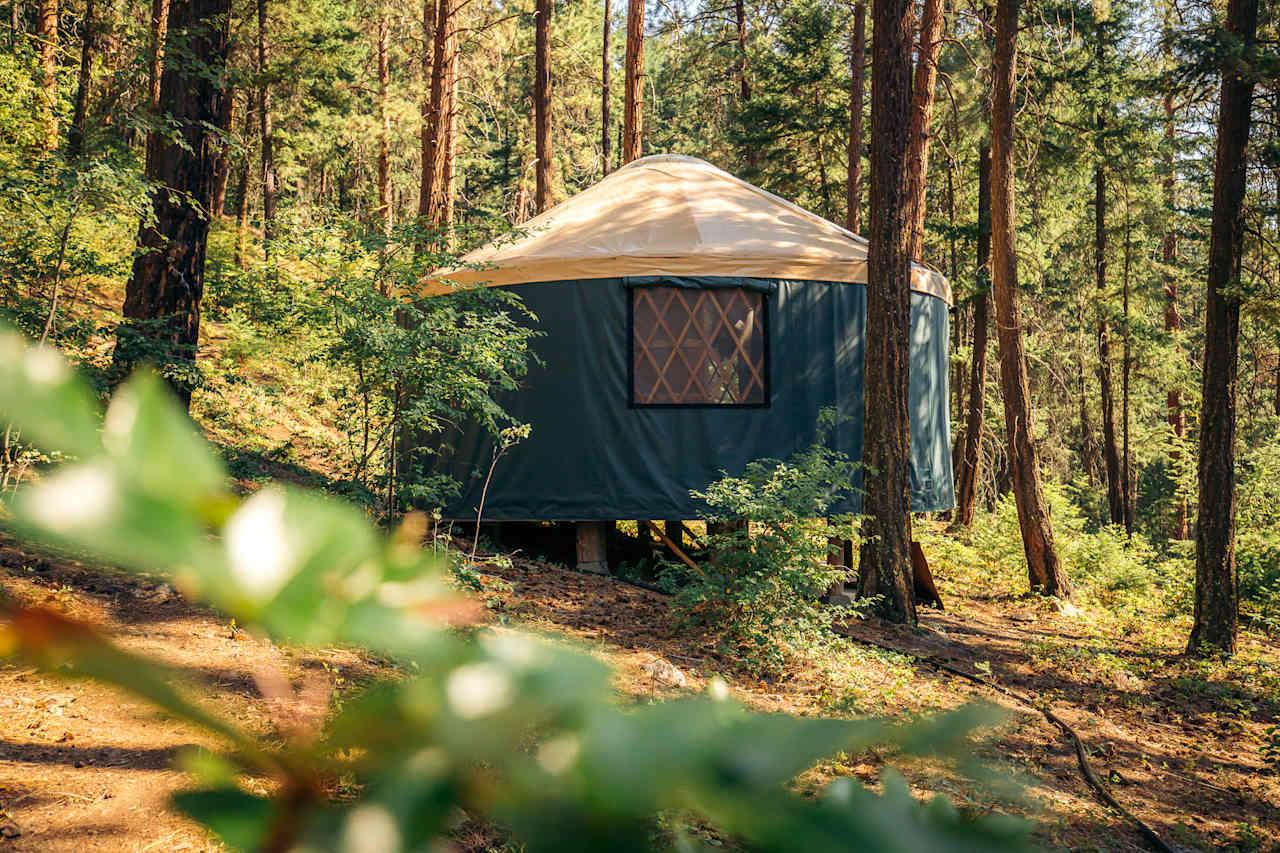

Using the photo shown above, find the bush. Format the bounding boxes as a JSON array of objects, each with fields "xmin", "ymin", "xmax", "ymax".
[
  {"xmin": 662, "ymin": 413, "xmax": 861, "ymax": 677},
  {"xmin": 0, "ymin": 328, "xmax": 1029, "ymax": 853},
  {"xmin": 963, "ymin": 482, "xmax": 1192, "ymax": 612}
]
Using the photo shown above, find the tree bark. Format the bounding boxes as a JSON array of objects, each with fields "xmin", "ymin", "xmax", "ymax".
[
  {"xmin": 622, "ymin": 0, "xmax": 643, "ymax": 163},
  {"xmin": 1095, "ymin": 153, "xmax": 1123, "ymax": 526},
  {"xmin": 845, "ymin": 1, "xmax": 864, "ymax": 233},
  {"xmin": 419, "ymin": 0, "xmax": 458, "ymax": 234},
  {"xmin": 210, "ymin": 85, "xmax": 236, "ymax": 219},
  {"xmin": 904, "ymin": 0, "xmax": 943, "ymax": 261},
  {"xmin": 115, "ymin": 0, "xmax": 233, "ymax": 408},
  {"xmin": 989, "ymin": 0, "xmax": 1070, "ymax": 600},
  {"xmin": 855, "ymin": 0, "xmax": 915, "ymax": 625},
  {"xmin": 1162, "ymin": 35, "xmax": 1187, "ymax": 540},
  {"xmin": 735, "ymin": 0, "xmax": 749, "ymax": 102},
  {"xmin": 534, "ymin": 0, "xmax": 552, "ymax": 213},
  {"xmin": 376, "ymin": 13, "xmax": 392, "ymax": 243},
  {"xmin": 68, "ymin": 0, "xmax": 94, "ymax": 157},
  {"xmin": 1121, "ymin": 191, "xmax": 1134, "ymax": 536},
  {"xmin": 601, "ymin": 0, "xmax": 611, "ymax": 176},
  {"xmin": 256, "ymin": 0, "xmax": 277, "ymax": 261},
  {"xmin": 952, "ymin": 142, "xmax": 990, "ymax": 528},
  {"xmin": 35, "ymin": 0, "xmax": 57, "ymax": 150},
  {"xmin": 147, "ymin": 0, "xmax": 168, "ymax": 111},
  {"xmin": 1188, "ymin": 0, "xmax": 1257, "ymax": 657},
  {"xmin": 234, "ymin": 91, "xmax": 253, "ymax": 268}
]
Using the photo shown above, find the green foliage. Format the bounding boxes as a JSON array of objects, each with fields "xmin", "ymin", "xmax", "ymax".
[
  {"xmin": 204, "ymin": 210, "xmax": 537, "ymax": 514},
  {"xmin": 662, "ymin": 413, "xmax": 861, "ymax": 677},
  {"xmin": 0, "ymin": 327, "xmax": 1030, "ymax": 852},
  {"xmin": 962, "ymin": 482, "xmax": 1193, "ymax": 612}
]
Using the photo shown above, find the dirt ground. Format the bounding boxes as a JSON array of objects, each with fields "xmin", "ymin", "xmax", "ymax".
[{"xmin": 1, "ymin": 540, "xmax": 1277, "ymax": 852}]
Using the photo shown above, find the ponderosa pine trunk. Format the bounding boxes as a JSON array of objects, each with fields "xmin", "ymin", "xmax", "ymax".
[
  {"xmin": 376, "ymin": 13, "xmax": 391, "ymax": 246},
  {"xmin": 601, "ymin": 0, "xmax": 611, "ymax": 175},
  {"xmin": 990, "ymin": 0, "xmax": 1070, "ymax": 600},
  {"xmin": 1163, "ymin": 84, "xmax": 1187, "ymax": 539},
  {"xmin": 735, "ymin": 0, "xmax": 749, "ymax": 102},
  {"xmin": 210, "ymin": 85, "xmax": 235, "ymax": 218},
  {"xmin": 68, "ymin": 0, "xmax": 94, "ymax": 157},
  {"xmin": 36, "ymin": 0, "xmax": 56, "ymax": 150},
  {"xmin": 1096, "ymin": 153, "xmax": 1123, "ymax": 526},
  {"xmin": 256, "ymin": 0, "xmax": 277, "ymax": 262},
  {"xmin": 534, "ymin": 0, "xmax": 552, "ymax": 213},
  {"xmin": 147, "ymin": 0, "xmax": 168, "ymax": 112},
  {"xmin": 855, "ymin": 0, "xmax": 915, "ymax": 625},
  {"xmin": 845, "ymin": 1, "xmax": 864, "ymax": 233},
  {"xmin": 904, "ymin": 0, "xmax": 943, "ymax": 261},
  {"xmin": 1187, "ymin": 0, "xmax": 1258, "ymax": 657},
  {"xmin": 419, "ymin": 0, "xmax": 458, "ymax": 235},
  {"xmin": 115, "ymin": 0, "xmax": 232, "ymax": 408},
  {"xmin": 234, "ymin": 91, "xmax": 252, "ymax": 268},
  {"xmin": 622, "ymin": 0, "xmax": 642, "ymax": 163},
  {"xmin": 952, "ymin": 142, "xmax": 990, "ymax": 528}
]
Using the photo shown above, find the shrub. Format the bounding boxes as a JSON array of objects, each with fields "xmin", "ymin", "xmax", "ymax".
[
  {"xmin": 662, "ymin": 413, "xmax": 861, "ymax": 677},
  {"xmin": 0, "ymin": 328, "xmax": 1029, "ymax": 852}
]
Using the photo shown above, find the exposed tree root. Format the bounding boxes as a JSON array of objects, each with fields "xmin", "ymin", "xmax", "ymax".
[{"xmin": 831, "ymin": 625, "xmax": 1178, "ymax": 853}]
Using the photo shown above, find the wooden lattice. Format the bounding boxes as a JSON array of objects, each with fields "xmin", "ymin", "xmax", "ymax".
[{"xmin": 632, "ymin": 287, "xmax": 766, "ymax": 406}]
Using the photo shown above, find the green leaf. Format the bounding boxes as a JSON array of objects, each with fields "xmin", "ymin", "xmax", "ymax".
[
  {"xmin": 0, "ymin": 327, "xmax": 103, "ymax": 459},
  {"xmin": 173, "ymin": 788, "xmax": 275, "ymax": 853},
  {"xmin": 103, "ymin": 371, "xmax": 227, "ymax": 504}
]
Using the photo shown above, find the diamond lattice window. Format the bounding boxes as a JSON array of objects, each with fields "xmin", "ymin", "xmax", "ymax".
[{"xmin": 631, "ymin": 287, "xmax": 768, "ymax": 406}]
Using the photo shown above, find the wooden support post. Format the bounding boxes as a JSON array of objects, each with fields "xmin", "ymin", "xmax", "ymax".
[
  {"xmin": 911, "ymin": 541, "xmax": 944, "ymax": 610},
  {"xmin": 664, "ymin": 519, "xmax": 682, "ymax": 550},
  {"xmin": 575, "ymin": 521, "xmax": 609, "ymax": 575},
  {"xmin": 645, "ymin": 520, "xmax": 703, "ymax": 577},
  {"xmin": 824, "ymin": 535, "xmax": 855, "ymax": 605}
]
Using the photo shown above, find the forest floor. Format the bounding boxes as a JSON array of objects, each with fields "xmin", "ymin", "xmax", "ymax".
[{"xmin": 1, "ymin": 534, "xmax": 1277, "ymax": 852}]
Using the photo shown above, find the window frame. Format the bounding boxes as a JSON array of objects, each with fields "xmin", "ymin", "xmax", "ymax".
[{"xmin": 626, "ymin": 285, "xmax": 772, "ymax": 410}]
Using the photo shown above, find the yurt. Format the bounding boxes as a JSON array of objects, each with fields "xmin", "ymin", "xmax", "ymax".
[{"xmin": 422, "ymin": 154, "xmax": 954, "ymax": 536}]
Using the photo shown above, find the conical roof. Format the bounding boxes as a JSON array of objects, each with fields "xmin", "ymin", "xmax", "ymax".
[{"xmin": 425, "ymin": 154, "xmax": 950, "ymax": 303}]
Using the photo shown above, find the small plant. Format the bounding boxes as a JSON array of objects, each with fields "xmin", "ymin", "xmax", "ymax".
[{"xmin": 662, "ymin": 411, "xmax": 863, "ymax": 678}]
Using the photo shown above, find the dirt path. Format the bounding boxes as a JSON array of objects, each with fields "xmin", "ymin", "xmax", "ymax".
[{"xmin": 1, "ymin": 544, "xmax": 1276, "ymax": 852}]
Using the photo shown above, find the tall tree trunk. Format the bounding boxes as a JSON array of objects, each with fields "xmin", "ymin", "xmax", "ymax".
[
  {"xmin": 990, "ymin": 0, "xmax": 1070, "ymax": 600},
  {"xmin": 1096, "ymin": 154, "xmax": 1123, "ymax": 525},
  {"xmin": 115, "ymin": 0, "xmax": 233, "ymax": 408},
  {"xmin": 904, "ymin": 0, "xmax": 943, "ymax": 261},
  {"xmin": 622, "ymin": 0, "xmax": 643, "ymax": 163},
  {"xmin": 1187, "ymin": 0, "xmax": 1257, "ymax": 657},
  {"xmin": 376, "ymin": 13, "xmax": 392, "ymax": 246},
  {"xmin": 736, "ymin": 0, "xmax": 755, "ymax": 171},
  {"xmin": 845, "ymin": 1, "xmax": 865, "ymax": 233},
  {"xmin": 68, "ymin": 0, "xmax": 94, "ymax": 156},
  {"xmin": 952, "ymin": 142, "xmax": 990, "ymax": 528},
  {"xmin": 147, "ymin": 0, "xmax": 168, "ymax": 111},
  {"xmin": 1077, "ymin": 300, "xmax": 1098, "ymax": 483},
  {"xmin": 256, "ymin": 0, "xmax": 277, "ymax": 261},
  {"xmin": 534, "ymin": 0, "xmax": 552, "ymax": 213},
  {"xmin": 35, "ymin": 0, "xmax": 57, "ymax": 150},
  {"xmin": 855, "ymin": 0, "xmax": 915, "ymax": 625},
  {"xmin": 601, "ymin": 0, "xmax": 611, "ymax": 176},
  {"xmin": 210, "ymin": 85, "xmax": 235, "ymax": 218},
  {"xmin": 419, "ymin": 0, "xmax": 458, "ymax": 234},
  {"xmin": 1121, "ymin": 191, "xmax": 1134, "ymax": 535},
  {"xmin": 734, "ymin": 0, "xmax": 749, "ymax": 102},
  {"xmin": 1163, "ymin": 91, "xmax": 1187, "ymax": 539},
  {"xmin": 234, "ymin": 91, "xmax": 253, "ymax": 268}
]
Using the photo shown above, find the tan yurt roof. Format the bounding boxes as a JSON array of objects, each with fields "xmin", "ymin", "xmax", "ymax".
[{"xmin": 424, "ymin": 154, "xmax": 950, "ymax": 304}]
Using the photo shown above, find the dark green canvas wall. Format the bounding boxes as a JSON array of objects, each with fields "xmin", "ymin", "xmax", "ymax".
[{"xmin": 423, "ymin": 277, "xmax": 954, "ymax": 520}]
